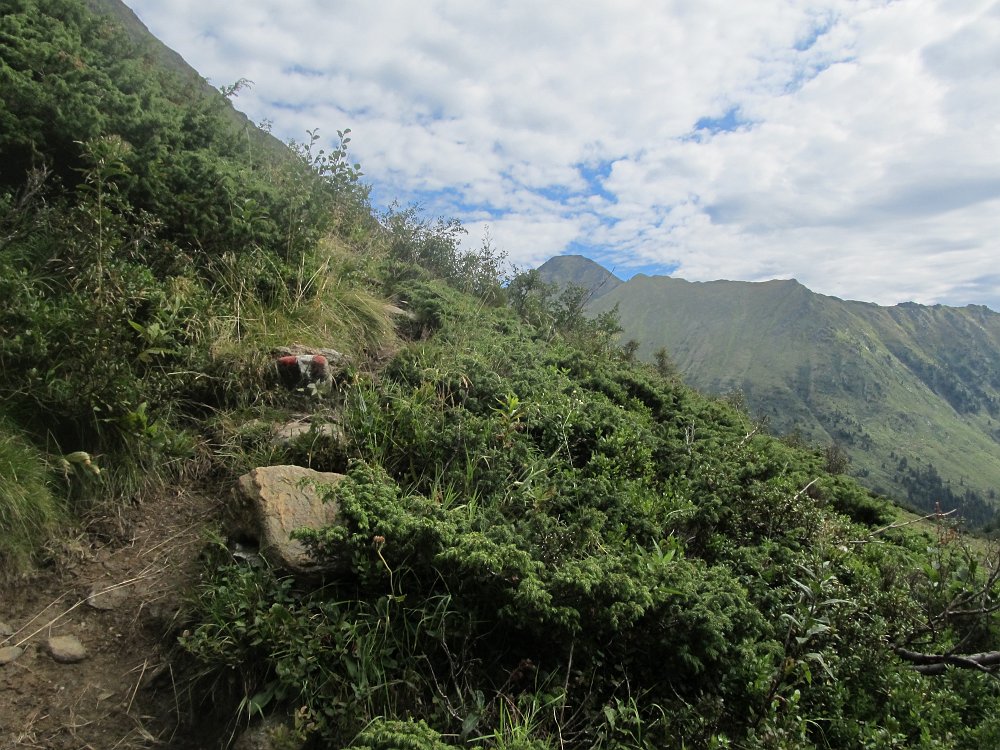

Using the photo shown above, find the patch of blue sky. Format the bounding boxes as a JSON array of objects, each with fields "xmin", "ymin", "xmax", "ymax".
[
  {"xmin": 794, "ymin": 14, "xmax": 835, "ymax": 52},
  {"xmin": 576, "ymin": 160, "xmax": 618, "ymax": 204},
  {"xmin": 694, "ymin": 106, "xmax": 749, "ymax": 135},
  {"xmin": 282, "ymin": 64, "xmax": 325, "ymax": 77},
  {"xmin": 534, "ymin": 184, "xmax": 576, "ymax": 203},
  {"xmin": 527, "ymin": 162, "xmax": 617, "ymax": 208},
  {"xmin": 615, "ymin": 260, "xmax": 679, "ymax": 279}
]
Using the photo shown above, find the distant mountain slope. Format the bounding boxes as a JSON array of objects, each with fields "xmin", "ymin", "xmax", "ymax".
[
  {"xmin": 537, "ymin": 255, "xmax": 624, "ymax": 300},
  {"xmin": 543, "ymin": 262, "xmax": 1000, "ymax": 523}
]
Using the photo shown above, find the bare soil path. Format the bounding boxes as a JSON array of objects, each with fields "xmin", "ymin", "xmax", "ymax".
[{"xmin": 0, "ymin": 486, "xmax": 219, "ymax": 749}]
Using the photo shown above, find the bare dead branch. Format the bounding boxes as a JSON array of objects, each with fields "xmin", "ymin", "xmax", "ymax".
[
  {"xmin": 850, "ymin": 508, "xmax": 958, "ymax": 544},
  {"xmin": 895, "ymin": 646, "xmax": 1000, "ymax": 675}
]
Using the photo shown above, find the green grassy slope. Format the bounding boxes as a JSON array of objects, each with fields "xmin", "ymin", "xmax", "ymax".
[
  {"xmin": 0, "ymin": 0, "xmax": 379, "ymax": 572},
  {"xmin": 578, "ymin": 270, "xmax": 1000, "ymax": 522}
]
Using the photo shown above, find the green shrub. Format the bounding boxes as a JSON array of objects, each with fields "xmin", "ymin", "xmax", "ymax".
[
  {"xmin": 0, "ymin": 418, "xmax": 63, "ymax": 573},
  {"xmin": 189, "ymin": 300, "xmax": 983, "ymax": 747},
  {"xmin": 345, "ymin": 718, "xmax": 456, "ymax": 750}
]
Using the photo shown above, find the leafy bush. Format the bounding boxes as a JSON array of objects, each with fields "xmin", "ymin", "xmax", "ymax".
[{"xmin": 380, "ymin": 205, "xmax": 509, "ymax": 303}]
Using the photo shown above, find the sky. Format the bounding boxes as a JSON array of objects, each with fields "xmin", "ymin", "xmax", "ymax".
[{"xmin": 124, "ymin": 0, "xmax": 1000, "ymax": 310}]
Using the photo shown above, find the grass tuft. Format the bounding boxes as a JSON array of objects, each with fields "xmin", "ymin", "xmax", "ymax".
[{"xmin": 0, "ymin": 418, "xmax": 64, "ymax": 575}]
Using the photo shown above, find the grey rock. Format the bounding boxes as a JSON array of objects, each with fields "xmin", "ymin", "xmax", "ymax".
[
  {"xmin": 86, "ymin": 583, "xmax": 132, "ymax": 611},
  {"xmin": 272, "ymin": 420, "xmax": 343, "ymax": 447},
  {"xmin": 0, "ymin": 646, "xmax": 23, "ymax": 665},
  {"xmin": 0, "ymin": 620, "xmax": 13, "ymax": 637},
  {"xmin": 384, "ymin": 303, "xmax": 416, "ymax": 320},
  {"xmin": 46, "ymin": 635, "xmax": 87, "ymax": 663},
  {"xmin": 236, "ymin": 466, "xmax": 343, "ymax": 573}
]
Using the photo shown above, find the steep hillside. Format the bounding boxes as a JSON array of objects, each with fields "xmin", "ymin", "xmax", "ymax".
[
  {"xmin": 82, "ymin": 0, "xmax": 292, "ymax": 162},
  {"xmin": 0, "ymin": 0, "xmax": 380, "ymax": 567},
  {"xmin": 10, "ymin": 4, "xmax": 1000, "ymax": 749},
  {"xmin": 566, "ymin": 266, "xmax": 1000, "ymax": 523}
]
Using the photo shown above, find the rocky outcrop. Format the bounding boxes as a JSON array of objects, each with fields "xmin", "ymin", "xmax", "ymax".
[{"xmin": 235, "ymin": 466, "xmax": 343, "ymax": 573}]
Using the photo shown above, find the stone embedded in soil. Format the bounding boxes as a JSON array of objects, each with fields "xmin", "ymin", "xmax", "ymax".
[
  {"xmin": 46, "ymin": 635, "xmax": 87, "ymax": 664},
  {"xmin": 384, "ymin": 303, "xmax": 416, "ymax": 320},
  {"xmin": 272, "ymin": 419, "xmax": 344, "ymax": 447},
  {"xmin": 0, "ymin": 646, "xmax": 23, "ymax": 665},
  {"xmin": 86, "ymin": 583, "xmax": 132, "ymax": 611},
  {"xmin": 0, "ymin": 620, "xmax": 13, "ymax": 637}
]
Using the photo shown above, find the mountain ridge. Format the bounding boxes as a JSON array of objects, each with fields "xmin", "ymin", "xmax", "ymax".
[{"xmin": 539, "ymin": 255, "xmax": 1000, "ymax": 523}]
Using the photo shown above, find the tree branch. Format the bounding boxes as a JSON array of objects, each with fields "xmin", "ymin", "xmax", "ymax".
[{"xmin": 895, "ymin": 646, "xmax": 1000, "ymax": 675}]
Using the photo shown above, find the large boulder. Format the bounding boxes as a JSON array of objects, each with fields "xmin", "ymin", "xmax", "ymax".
[{"xmin": 236, "ymin": 466, "xmax": 344, "ymax": 573}]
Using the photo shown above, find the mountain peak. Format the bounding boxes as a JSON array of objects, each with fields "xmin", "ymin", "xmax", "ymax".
[{"xmin": 536, "ymin": 255, "xmax": 624, "ymax": 300}]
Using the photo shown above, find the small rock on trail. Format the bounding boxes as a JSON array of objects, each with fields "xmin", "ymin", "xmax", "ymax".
[
  {"xmin": 0, "ymin": 645, "xmax": 23, "ymax": 665},
  {"xmin": 47, "ymin": 634, "xmax": 88, "ymax": 663},
  {"xmin": 86, "ymin": 582, "xmax": 132, "ymax": 611}
]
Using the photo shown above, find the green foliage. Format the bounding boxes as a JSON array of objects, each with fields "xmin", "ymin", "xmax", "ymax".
[
  {"xmin": 9, "ymin": 4, "xmax": 1000, "ymax": 747},
  {"xmin": 346, "ymin": 718, "xmax": 457, "ymax": 750},
  {"xmin": 183, "ymin": 286, "xmax": 1000, "ymax": 748},
  {"xmin": 380, "ymin": 204, "xmax": 509, "ymax": 302},
  {"xmin": 0, "ymin": 417, "xmax": 64, "ymax": 573},
  {"xmin": 0, "ymin": 0, "xmax": 385, "ymax": 539}
]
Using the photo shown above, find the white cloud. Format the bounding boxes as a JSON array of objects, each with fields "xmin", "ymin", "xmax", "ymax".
[{"xmin": 125, "ymin": 0, "xmax": 1000, "ymax": 309}]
